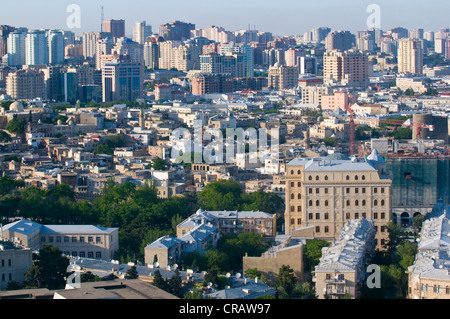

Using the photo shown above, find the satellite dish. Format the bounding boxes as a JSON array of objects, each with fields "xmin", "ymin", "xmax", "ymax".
[
  {"xmin": 173, "ymin": 264, "xmax": 178, "ymax": 270},
  {"xmin": 207, "ymin": 282, "xmax": 213, "ymax": 288},
  {"xmin": 226, "ymin": 273, "xmax": 231, "ymax": 278},
  {"xmin": 236, "ymin": 273, "xmax": 241, "ymax": 278},
  {"xmin": 154, "ymin": 262, "xmax": 159, "ymax": 268}
]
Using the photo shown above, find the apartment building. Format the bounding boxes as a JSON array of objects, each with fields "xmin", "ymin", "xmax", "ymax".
[
  {"xmin": 323, "ymin": 49, "xmax": 369, "ymax": 88},
  {"xmin": 0, "ymin": 241, "xmax": 33, "ymax": 290},
  {"xmin": 284, "ymin": 149, "xmax": 392, "ymax": 248},
  {"xmin": 0, "ymin": 219, "xmax": 119, "ymax": 260},
  {"xmin": 398, "ymin": 38, "xmax": 424, "ymax": 75},
  {"xmin": 407, "ymin": 200, "xmax": 450, "ymax": 299},
  {"xmin": 313, "ymin": 218, "xmax": 376, "ymax": 299},
  {"xmin": 6, "ymin": 69, "xmax": 46, "ymax": 100}
]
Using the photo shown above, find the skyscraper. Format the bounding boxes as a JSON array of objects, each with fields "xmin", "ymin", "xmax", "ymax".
[
  {"xmin": 0, "ymin": 25, "xmax": 15, "ymax": 57},
  {"xmin": 158, "ymin": 21, "xmax": 195, "ymax": 41},
  {"xmin": 133, "ymin": 21, "xmax": 152, "ymax": 45},
  {"xmin": 325, "ymin": 30, "xmax": 354, "ymax": 51},
  {"xmin": 398, "ymin": 38, "xmax": 424, "ymax": 74},
  {"xmin": 323, "ymin": 49, "xmax": 369, "ymax": 88},
  {"xmin": 25, "ymin": 30, "xmax": 49, "ymax": 66},
  {"xmin": 103, "ymin": 19, "xmax": 126, "ymax": 39},
  {"xmin": 6, "ymin": 28, "xmax": 27, "ymax": 66},
  {"xmin": 219, "ymin": 43, "xmax": 254, "ymax": 77},
  {"xmin": 102, "ymin": 55, "xmax": 143, "ymax": 102},
  {"xmin": 47, "ymin": 30, "xmax": 65, "ymax": 65},
  {"xmin": 95, "ymin": 37, "xmax": 114, "ymax": 69}
]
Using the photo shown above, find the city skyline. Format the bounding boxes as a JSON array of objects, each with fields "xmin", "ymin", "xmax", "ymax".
[{"xmin": 1, "ymin": 0, "xmax": 449, "ymax": 37}]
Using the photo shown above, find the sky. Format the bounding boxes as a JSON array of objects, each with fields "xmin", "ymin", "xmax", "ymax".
[{"xmin": 1, "ymin": 0, "xmax": 449, "ymax": 37}]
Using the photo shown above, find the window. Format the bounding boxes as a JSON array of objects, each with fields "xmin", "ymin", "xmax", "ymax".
[
  {"xmin": 381, "ymin": 212, "xmax": 385, "ymax": 219},
  {"xmin": 374, "ymin": 200, "xmax": 378, "ymax": 206},
  {"xmin": 355, "ymin": 175, "xmax": 359, "ymax": 180},
  {"xmin": 64, "ymin": 237, "xmax": 69, "ymax": 243},
  {"xmin": 381, "ymin": 200, "xmax": 385, "ymax": 206},
  {"xmin": 48, "ymin": 236, "xmax": 53, "ymax": 243},
  {"xmin": 374, "ymin": 188, "xmax": 378, "ymax": 193},
  {"xmin": 316, "ymin": 175, "xmax": 319, "ymax": 181},
  {"xmin": 315, "ymin": 226, "xmax": 320, "ymax": 233},
  {"xmin": 374, "ymin": 212, "xmax": 378, "ymax": 219},
  {"xmin": 381, "ymin": 239, "xmax": 385, "ymax": 246},
  {"xmin": 297, "ymin": 206, "xmax": 301, "ymax": 212},
  {"xmin": 79, "ymin": 237, "xmax": 85, "ymax": 243},
  {"xmin": 291, "ymin": 193, "xmax": 294, "ymax": 200},
  {"xmin": 355, "ymin": 200, "xmax": 359, "ymax": 206},
  {"xmin": 298, "ymin": 193, "xmax": 301, "ymax": 200},
  {"xmin": 96, "ymin": 252, "xmax": 102, "ymax": 259},
  {"xmin": 309, "ymin": 200, "xmax": 313, "ymax": 207},
  {"xmin": 325, "ymin": 213, "xmax": 329, "ymax": 220},
  {"xmin": 297, "ymin": 170, "xmax": 301, "ymax": 175},
  {"xmin": 362, "ymin": 175, "xmax": 366, "ymax": 180},
  {"xmin": 362, "ymin": 213, "xmax": 366, "ymax": 219},
  {"xmin": 316, "ymin": 200, "xmax": 320, "ymax": 206},
  {"xmin": 362, "ymin": 200, "xmax": 366, "ymax": 206},
  {"xmin": 88, "ymin": 237, "xmax": 93, "ymax": 243},
  {"xmin": 325, "ymin": 175, "xmax": 328, "ymax": 181},
  {"xmin": 325, "ymin": 200, "xmax": 329, "ymax": 207},
  {"xmin": 325, "ymin": 226, "xmax": 329, "ymax": 233},
  {"xmin": 309, "ymin": 213, "xmax": 313, "ymax": 220},
  {"xmin": 338, "ymin": 274, "xmax": 345, "ymax": 281},
  {"xmin": 88, "ymin": 252, "xmax": 94, "ymax": 258},
  {"xmin": 316, "ymin": 213, "xmax": 320, "ymax": 220},
  {"xmin": 374, "ymin": 226, "xmax": 378, "ymax": 232},
  {"xmin": 72, "ymin": 252, "xmax": 77, "ymax": 257},
  {"xmin": 79, "ymin": 252, "xmax": 85, "ymax": 258},
  {"xmin": 298, "ymin": 182, "xmax": 301, "ymax": 187},
  {"xmin": 381, "ymin": 188, "xmax": 385, "ymax": 194},
  {"xmin": 326, "ymin": 274, "xmax": 331, "ymax": 280},
  {"xmin": 346, "ymin": 175, "xmax": 350, "ymax": 180},
  {"xmin": 309, "ymin": 188, "xmax": 313, "ymax": 194},
  {"xmin": 381, "ymin": 226, "xmax": 386, "ymax": 232},
  {"xmin": 291, "ymin": 182, "xmax": 294, "ymax": 187},
  {"xmin": 297, "ymin": 218, "xmax": 301, "ymax": 225},
  {"xmin": 96, "ymin": 237, "xmax": 101, "ymax": 244},
  {"xmin": 355, "ymin": 188, "xmax": 359, "ymax": 194},
  {"xmin": 290, "ymin": 170, "xmax": 294, "ymax": 175},
  {"xmin": 346, "ymin": 188, "xmax": 350, "ymax": 194},
  {"xmin": 41, "ymin": 237, "xmax": 46, "ymax": 243},
  {"xmin": 362, "ymin": 188, "xmax": 366, "ymax": 194},
  {"xmin": 346, "ymin": 213, "xmax": 350, "ymax": 220},
  {"xmin": 325, "ymin": 188, "xmax": 329, "ymax": 194},
  {"xmin": 56, "ymin": 236, "xmax": 61, "ymax": 243},
  {"xmin": 355, "ymin": 213, "xmax": 359, "ymax": 219},
  {"xmin": 346, "ymin": 200, "xmax": 350, "ymax": 207},
  {"xmin": 309, "ymin": 176, "xmax": 312, "ymax": 181},
  {"xmin": 291, "ymin": 206, "xmax": 295, "ymax": 212},
  {"xmin": 290, "ymin": 219, "xmax": 295, "ymax": 225},
  {"xmin": 446, "ymin": 286, "xmax": 450, "ymax": 294},
  {"xmin": 316, "ymin": 188, "xmax": 319, "ymax": 194},
  {"xmin": 72, "ymin": 237, "xmax": 77, "ymax": 243}
]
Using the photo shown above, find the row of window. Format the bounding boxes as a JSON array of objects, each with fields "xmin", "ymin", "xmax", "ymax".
[
  {"xmin": 288, "ymin": 170, "xmax": 368, "ymax": 182},
  {"xmin": 1, "ymin": 273, "xmax": 12, "ymax": 281},
  {"xmin": 289, "ymin": 186, "xmax": 386, "ymax": 195},
  {"xmin": 1, "ymin": 259, "xmax": 12, "ymax": 267},
  {"xmin": 289, "ymin": 199, "xmax": 386, "ymax": 210},
  {"xmin": 41, "ymin": 236, "xmax": 103, "ymax": 244},
  {"xmin": 63, "ymin": 251, "xmax": 102, "ymax": 259},
  {"xmin": 421, "ymin": 284, "xmax": 450, "ymax": 294}
]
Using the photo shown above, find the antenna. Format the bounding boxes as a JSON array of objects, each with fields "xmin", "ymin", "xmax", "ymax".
[{"xmin": 101, "ymin": 6, "xmax": 104, "ymax": 33}]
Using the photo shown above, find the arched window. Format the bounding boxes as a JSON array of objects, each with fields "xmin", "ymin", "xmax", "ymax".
[
  {"xmin": 325, "ymin": 200, "xmax": 329, "ymax": 207},
  {"xmin": 374, "ymin": 200, "xmax": 378, "ymax": 206},
  {"xmin": 316, "ymin": 175, "xmax": 319, "ymax": 181},
  {"xmin": 355, "ymin": 175, "xmax": 359, "ymax": 180},
  {"xmin": 346, "ymin": 175, "xmax": 350, "ymax": 180},
  {"xmin": 297, "ymin": 170, "xmax": 301, "ymax": 175},
  {"xmin": 362, "ymin": 200, "xmax": 366, "ymax": 206},
  {"xmin": 309, "ymin": 176, "xmax": 312, "ymax": 181},
  {"xmin": 346, "ymin": 200, "xmax": 351, "ymax": 207},
  {"xmin": 362, "ymin": 175, "xmax": 366, "ymax": 180},
  {"xmin": 325, "ymin": 175, "xmax": 328, "ymax": 181},
  {"xmin": 290, "ymin": 193, "xmax": 294, "ymax": 200},
  {"xmin": 381, "ymin": 200, "xmax": 385, "ymax": 206},
  {"xmin": 309, "ymin": 200, "xmax": 313, "ymax": 207},
  {"xmin": 355, "ymin": 200, "xmax": 359, "ymax": 206},
  {"xmin": 316, "ymin": 200, "xmax": 320, "ymax": 206},
  {"xmin": 298, "ymin": 193, "xmax": 301, "ymax": 200},
  {"xmin": 290, "ymin": 170, "xmax": 294, "ymax": 175}
]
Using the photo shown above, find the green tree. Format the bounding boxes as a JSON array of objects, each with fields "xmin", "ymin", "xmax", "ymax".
[
  {"xmin": 169, "ymin": 269, "xmax": 183, "ymax": 297},
  {"xmin": 6, "ymin": 117, "xmax": 26, "ymax": 134},
  {"xmin": 24, "ymin": 245, "xmax": 70, "ymax": 290},
  {"xmin": 303, "ymin": 239, "xmax": 330, "ymax": 272},
  {"xmin": 393, "ymin": 127, "xmax": 412, "ymax": 140},
  {"xmin": 276, "ymin": 265, "xmax": 297, "ymax": 296},
  {"xmin": 322, "ymin": 137, "xmax": 337, "ymax": 147},
  {"xmin": 150, "ymin": 158, "xmax": 168, "ymax": 171},
  {"xmin": 126, "ymin": 266, "xmax": 139, "ymax": 279},
  {"xmin": 0, "ymin": 130, "xmax": 12, "ymax": 142},
  {"xmin": 94, "ymin": 144, "xmax": 114, "ymax": 155},
  {"xmin": 197, "ymin": 179, "xmax": 242, "ymax": 211},
  {"xmin": 152, "ymin": 269, "xmax": 169, "ymax": 291}
]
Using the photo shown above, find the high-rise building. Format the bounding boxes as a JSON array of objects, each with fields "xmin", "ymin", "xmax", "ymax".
[
  {"xmin": 323, "ymin": 49, "xmax": 370, "ymax": 88},
  {"xmin": 6, "ymin": 69, "xmax": 46, "ymax": 100},
  {"xmin": 82, "ymin": 32, "xmax": 111, "ymax": 59},
  {"xmin": 158, "ymin": 41, "xmax": 201, "ymax": 72},
  {"xmin": 158, "ymin": 21, "xmax": 195, "ymax": 41},
  {"xmin": 133, "ymin": 21, "xmax": 152, "ymax": 45},
  {"xmin": 219, "ymin": 43, "xmax": 254, "ymax": 77},
  {"xmin": 398, "ymin": 38, "xmax": 424, "ymax": 74},
  {"xmin": 0, "ymin": 25, "xmax": 15, "ymax": 57},
  {"xmin": 268, "ymin": 63, "xmax": 299, "ymax": 91},
  {"xmin": 284, "ymin": 150, "xmax": 392, "ymax": 249},
  {"xmin": 25, "ymin": 30, "xmax": 49, "ymax": 66},
  {"xmin": 143, "ymin": 37, "xmax": 159, "ymax": 69},
  {"xmin": 325, "ymin": 30, "xmax": 354, "ymax": 51},
  {"xmin": 299, "ymin": 56, "xmax": 318, "ymax": 75},
  {"xmin": 102, "ymin": 55, "xmax": 143, "ymax": 102},
  {"xmin": 113, "ymin": 38, "xmax": 144, "ymax": 64},
  {"xmin": 6, "ymin": 28, "xmax": 27, "ymax": 66},
  {"xmin": 47, "ymin": 30, "xmax": 65, "ymax": 65},
  {"xmin": 190, "ymin": 72, "xmax": 232, "ymax": 95},
  {"xmin": 409, "ymin": 28, "xmax": 424, "ymax": 40},
  {"xmin": 95, "ymin": 37, "xmax": 114, "ymax": 69},
  {"xmin": 103, "ymin": 19, "xmax": 125, "ymax": 39}
]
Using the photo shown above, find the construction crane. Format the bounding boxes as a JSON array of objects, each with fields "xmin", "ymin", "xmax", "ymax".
[{"xmin": 344, "ymin": 104, "xmax": 356, "ymax": 156}]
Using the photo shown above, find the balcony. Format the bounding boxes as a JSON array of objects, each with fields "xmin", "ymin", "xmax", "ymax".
[{"xmin": 325, "ymin": 278, "xmax": 346, "ymax": 284}]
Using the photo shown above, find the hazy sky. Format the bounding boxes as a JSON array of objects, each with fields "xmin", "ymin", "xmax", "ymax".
[{"xmin": 1, "ymin": 0, "xmax": 449, "ymax": 36}]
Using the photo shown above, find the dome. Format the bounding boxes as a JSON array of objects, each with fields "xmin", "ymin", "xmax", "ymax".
[
  {"xmin": 9, "ymin": 101, "xmax": 24, "ymax": 112},
  {"xmin": 324, "ymin": 152, "xmax": 350, "ymax": 161}
]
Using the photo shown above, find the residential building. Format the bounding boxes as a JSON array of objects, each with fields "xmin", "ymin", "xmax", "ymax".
[
  {"xmin": 398, "ymin": 38, "xmax": 424, "ymax": 75},
  {"xmin": 133, "ymin": 21, "xmax": 152, "ymax": 45},
  {"xmin": 158, "ymin": 20, "xmax": 195, "ymax": 41},
  {"xmin": 313, "ymin": 218, "xmax": 376, "ymax": 299},
  {"xmin": 0, "ymin": 241, "xmax": 33, "ymax": 290},
  {"xmin": 25, "ymin": 30, "xmax": 48, "ymax": 66},
  {"xmin": 103, "ymin": 19, "xmax": 125, "ymax": 39},
  {"xmin": 284, "ymin": 149, "xmax": 392, "ymax": 248},
  {"xmin": 323, "ymin": 49, "xmax": 370, "ymax": 88},
  {"xmin": 325, "ymin": 31, "xmax": 354, "ymax": 51},
  {"xmin": 6, "ymin": 69, "xmax": 46, "ymax": 100},
  {"xmin": 268, "ymin": 63, "xmax": 299, "ymax": 91},
  {"xmin": 407, "ymin": 200, "xmax": 450, "ymax": 299}
]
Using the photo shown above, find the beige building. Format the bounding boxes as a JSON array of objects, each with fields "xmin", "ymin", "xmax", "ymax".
[
  {"xmin": 0, "ymin": 241, "xmax": 33, "ymax": 290},
  {"xmin": 301, "ymin": 85, "xmax": 331, "ymax": 105},
  {"xmin": 284, "ymin": 149, "xmax": 392, "ymax": 249},
  {"xmin": 323, "ymin": 49, "xmax": 370, "ymax": 88},
  {"xmin": 268, "ymin": 63, "xmax": 299, "ymax": 91},
  {"xmin": 313, "ymin": 218, "xmax": 376, "ymax": 299},
  {"xmin": 6, "ymin": 69, "xmax": 46, "ymax": 100},
  {"xmin": 0, "ymin": 219, "xmax": 119, "ymax": 260},
  {"xmin": 398, "ymin": 38, "xmax": 424, "ymax": 75},
  {"xmin": 407, "ymin": 200, "xmax": 450, "ymax": 299}
]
